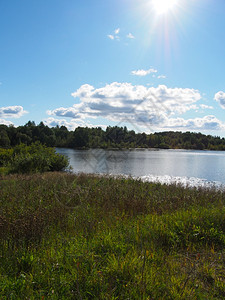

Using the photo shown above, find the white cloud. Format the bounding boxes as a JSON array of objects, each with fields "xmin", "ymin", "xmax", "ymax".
[
  {"xmin": 214, "ymin": 91, "xmax": 225, "ymax": 109},
  {"xmin": 43, "ymin": 117, "xmax": 87, "ymax": 131},
  {"xmin": 127, "ymin": 33, "xmax": 135, "ymax": 39},
  {"xmin": 107, "ymin": 28, "xmax": 120, "ymax": 41},
  {"xmin": 107, "ymin": 34, "xmax": 114, "ymax": 40},
  {"xmin": 157, "ymin": 75, "xmax": 166, "ymax": 79},
  {"xmin": 107, "ymin": 34, "xmax": 119, "ymax": 41},
  {"xmin": 164, "ymin": 115, "xmax": 225, "ymax": 131},
  {"xmin": 70, "ymin": 83, "xmax": 201, "ymax": 117},
  {"xmin": 0, "ymin": 106, "xmax": 28, "ymax": 118},
  {"xmin": 48, "ymin": 82, "xmax": 204, "ymax": 133},
  {"xmin": 47, "ymin": 105, "xmax": 83, "ymax": 119},
  {"xmin": 44, "ymin": 117, "xmax": 107, "ymax": 131},
  {"xmin": 108, "ymin": 28, "xmax": 135, "ymax": 42},
  {"xmin": 131, "ymin": 68, "xmax": 158, "ymax": 76},
  {"xmin": 199, "ymin": 104, "xmax": 213, "ymax": 110},
  {"xmin": 0, "ymin": 118, "xmax": 13, "ymax": 126},
  {"xmin": 48, "ymin": 83, "xmax": 225, "ymax": 132}
]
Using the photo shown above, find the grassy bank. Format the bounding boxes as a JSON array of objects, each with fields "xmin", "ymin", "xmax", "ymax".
[{"xmin": 0, "ymin": 173, "xmax": 225, "ymax": 299}]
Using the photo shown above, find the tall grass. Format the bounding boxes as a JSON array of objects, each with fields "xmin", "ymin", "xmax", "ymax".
[{"xmin": 0, "ymin": 173, "xmax": 224, "ymax": 299}]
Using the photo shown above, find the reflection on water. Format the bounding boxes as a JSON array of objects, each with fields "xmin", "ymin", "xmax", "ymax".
[{"xmin": 56, "ymin": 148, "xmax": 225, "ymax": 187}]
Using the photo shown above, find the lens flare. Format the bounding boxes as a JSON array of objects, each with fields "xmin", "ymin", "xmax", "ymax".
[{"xmin": 152, "ymin": 0, "xmax": 178, "ymax": 14}]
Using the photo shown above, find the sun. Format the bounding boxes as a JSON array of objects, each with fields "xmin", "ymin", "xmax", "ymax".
[{"xmin": 152, "ymin": 0, "xmax": 178, "ymax": 15}]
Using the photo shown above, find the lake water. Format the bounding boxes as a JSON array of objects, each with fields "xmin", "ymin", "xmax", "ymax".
[{"xmin": 56, "ymin": 148, "xmax": 225, "ymax": 188}]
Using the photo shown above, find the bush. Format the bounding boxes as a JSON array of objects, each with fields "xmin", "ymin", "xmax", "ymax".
[
  {"xmin": 1, "ymin": 142, "xmax": 69, "ymax": 174},
  {"xmin": 0, "ymin": 148, "xmax": 13, "ymax": 167}
]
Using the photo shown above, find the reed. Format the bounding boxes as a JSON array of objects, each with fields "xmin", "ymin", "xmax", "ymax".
[{"xmin": 0, "ymin": 172, "xmax": 224, "ymax": 299}]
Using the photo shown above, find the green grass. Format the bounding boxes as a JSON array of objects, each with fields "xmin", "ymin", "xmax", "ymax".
[{"xmin": 0, "ymin": 172, "xmax": 225, "ymax": 299}]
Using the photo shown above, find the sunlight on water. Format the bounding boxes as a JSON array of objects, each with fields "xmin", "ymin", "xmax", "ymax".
[
  {"xmin": 138, "ymin": 174, "xmax": 223, "ymax": 189},
  {"xmin": 56, "ymin": 148, "xmax": 225, "ymax": 189}
]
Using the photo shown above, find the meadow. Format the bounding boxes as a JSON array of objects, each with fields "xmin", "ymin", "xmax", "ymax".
[{"xmin": 0, "ymin": 172, "xmax": 225, "ymax": 299}]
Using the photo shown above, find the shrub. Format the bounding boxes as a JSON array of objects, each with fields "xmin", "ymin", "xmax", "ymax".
[
  {"xmin": 1, "ymin": 142, "xmax": 69, "ymax": 174},
  {"xmin": 0, "ymin": 148, "xmax": 13, "ymax": 167}
]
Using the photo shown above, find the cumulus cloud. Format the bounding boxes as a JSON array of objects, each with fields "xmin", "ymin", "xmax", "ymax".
[
  {"xmin": 114, "ymin": 28, "xmax": 120, "ymax": 35},
  {"xmin": 131, "ymin": 68, "xmax": 158, "ymax": 76},
  {"xmin": 43, "ymin": 117, "xmax": 86, "ymax": 131},
  {"xmin": 44, "ymin": 117, "xmax": 107, "ymax": 131},
  {"xmin": 0, "ymin": 106, "xmax": 28, "ymax": 118},
  {"xmin": 214, "ymin": 91, "xmax": 225, "ymax": 109},
  {"xmin": 70, "ymin": 83, "xmax": 201, "ymax": 117},
  {"xmin": 47, "ymin": 106, "xmax": 83, "ymax": 119},
  {"xmin": 164, "ymin": 115, "xmax": 225, "ymax": 131},
  {"xmin": 127, "ymin": 33, "xmax": 135, "ymax": 39},
  {"xmin": 47, "ymin": 82, "xmax": 204, "ymax": 133},
  {"xmin": 0, "ymin": 118, "xmax": 13, "ymax": 126},
  {"xmin": 47, "ymin": 82, "xmax": 225, "ymax": 132}
]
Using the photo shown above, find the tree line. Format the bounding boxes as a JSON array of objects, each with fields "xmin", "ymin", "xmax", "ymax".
[{"xmin": 1, "ymin": 121, "xmax": 225, "ymax": 150}]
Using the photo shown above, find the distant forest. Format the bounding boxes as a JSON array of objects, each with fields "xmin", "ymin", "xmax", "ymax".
[{"xmin": 1, "ymin": 121, "xmax": 225, "ymax": 150}]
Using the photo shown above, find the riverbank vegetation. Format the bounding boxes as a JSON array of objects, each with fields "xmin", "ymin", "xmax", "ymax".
[
  {"xmin": 1, "ymin": 121, "xmax": 225, "ymax": 150},
  {"xmin": 0, "ymin": 172, "xmax": 224, "ymax": 299},
  {"xmin": 0, "ymin": 143, "xmax": 69, "ymax": 175}
]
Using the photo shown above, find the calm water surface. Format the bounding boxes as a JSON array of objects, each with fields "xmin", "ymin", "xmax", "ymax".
[{"xmin": 56, "ymin": 148, "xmax": 225, "ymax": 187}]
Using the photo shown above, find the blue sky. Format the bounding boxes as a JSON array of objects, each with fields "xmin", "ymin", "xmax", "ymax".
[{"xmin": 1, "ymin": 0, "xmax": 225, "ymax": 136}]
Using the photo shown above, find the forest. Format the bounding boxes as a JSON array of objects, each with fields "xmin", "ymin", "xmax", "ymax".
[{"xmin": 1, "ymin": 121, "xmax": 225, "ymax": 150}]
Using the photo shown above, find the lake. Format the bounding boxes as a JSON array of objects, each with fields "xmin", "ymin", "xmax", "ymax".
[{"xmin": 56, "ymin": 148, "xmax": 225, "ymax": 188}]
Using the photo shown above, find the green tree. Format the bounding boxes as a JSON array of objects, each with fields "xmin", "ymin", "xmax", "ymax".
[
  {"xmin": 70, "ymin": 127, "xmax": 89, "ymax": 148},
  {"xmin": 0, "ymin": 130, "xmax": 10, "ymax": 147}
]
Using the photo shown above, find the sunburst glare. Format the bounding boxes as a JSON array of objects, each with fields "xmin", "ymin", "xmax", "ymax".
[{"xmin": 152, "ymin": 0, "xmax": 178, "ymax": 15}]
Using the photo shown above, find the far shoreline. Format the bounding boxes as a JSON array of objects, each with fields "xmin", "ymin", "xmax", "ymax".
[{"xmin": 55, "ymin": 146, "xmax": 225, "ymax": 152}]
